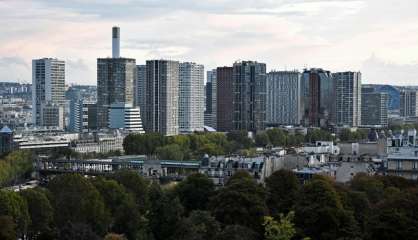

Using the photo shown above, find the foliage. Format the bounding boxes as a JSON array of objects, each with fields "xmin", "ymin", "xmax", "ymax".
[
  {"xmin": 339, "ymin": 128, "xmax": 368, "ymax": 142},
  {"xmin": 0, "ymin": 189, "xmax": 30, "ymax": 237},
  {"xmin": 0, "ymin": 215, "xmax": 16, "ymax": 240},
  {"xmin": 305, "ymin": 129, "xmax": 334, "ymax": 143},
  {"xmin": 266, "ymin": 170, "xmax": 300, "ymax": 216},
  {"xmin": 0, "ymin": 150, "xmax": 33, "ymax": 187},
  {"xmin": 175, "ymin": 173, "xmax": 215, "ymax": 212},
  {"xmin": 104, "ymin": 233, "xmax": 127, "ymax": 240},
  {"xmin": 216, "ymin": 225, "xmax": 258, "ymax": 240},
  {"xmin": 263, "ymin": 212, "xmax": 296, "ymax": 240},
  {"xmin": 174, "ymin": 210, "xmax": 220, "ymax": 240},
  {"xmin": 156, "ymin": 144, "xmax": 185, "ymax": 160}
]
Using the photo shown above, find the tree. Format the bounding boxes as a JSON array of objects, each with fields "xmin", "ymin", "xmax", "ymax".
[
  {"xmin": 174, "ymin": 210, "xmax": 221, "ymax": 240},
  {"xmin": 59, "ymin": 222, "xmax": 101, "ymax": 240},
  {"xmin": 47, "ymin": 174, "xmax": 110, "ymax": 236},
  {"xmin": 92, "ymin": 177, "xmax": 144, "ymax": 239},
  {"xmin": 210, "ymin": 171, "xmax": 266, "ymax": 235},
  {"xmin": 294, "ymin": 178, "xmax": 360, "ymax": 240},
  {"xmin": 156, "ymin": 144, "xmax": 184, "ymax": 160},
  {"xmin": 0, "ymin": 215, "xmax": 16, "ymax": 240},
  {"xmin": 148, "ymin": 184, "xmax": 184, "ymax": 240},
  {"xmin": 265, "ymin": 170, "xmax": 300, "ymax": 216},
  {"xmin": 0, "ymin": 150, "xmax": 33, "ymax": 187},
  {"xmin": 227, "ymin": 130, "xmax": 253, "ymax": 150},
  {"xmin": 263, "ymin": 212, "xmax": 296, "ymax": 240},
  {"xmin": 350, "ymin": 173, "xmax": 384, "ymax": 203},
  {"xmin": 216, "ymin": 225, "xmax": 258, "ymax": 240},
  {"xmin": 0, "ymin": 189, "xmax": 30, "ymax": 237},
  {"xmin": 266, "ymin": 128, "xmax": 286, "ymax": 147},
  {"xmin": 255, "ymin": 132, "xmax": 270, "ymax": 147},
  {"xmin": 175, "ymin": 173, "xmax": 215, "ymax": 213},
  {"xmin": 111, "ymin": 170, "xmax": 149, "ymax": 214},
  {"xmin": 20, "ymin": 188, "xmax": 54, "ymax": 239}
]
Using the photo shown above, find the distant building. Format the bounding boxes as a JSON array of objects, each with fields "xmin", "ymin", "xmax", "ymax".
[
  {"xmin": 179, "ymin": 62, "xmax": 204, "ymax": 133},
  {"xmin": 135, "ymin": 65, "xmax": 146, "ymax": 119},
  {"xmin": 108, "ymin": 103, "xmax": 144, "ymax": 133},
  {"xmin": 40, "ymin": 103, "xmax": 65, "ymax": 129},
  {"xmin": 205, "ymin": 69, "xmax": 217, "ymax": 128},
  {"xmin": 334, "ymin": 72, "xmax": 362, "ymax": 127},
  {"xmin": 302, "ymin": 68, "xmax": 335, "ymax": 127},
  {"xmin": 32, "ymin": 58, "xmax": 65, "ymax": 128},
  {"xmin": 96, "ymin": 27, "xmax": 136, "ymax": 129},
  {"xmin": 361, "ymin": 91, "xmax": 389, "ymax": 126},
  {"xmin": 266, "ymin": 71, "xmax": 302, "ymax": 125},
  {"xmin": 144, "ymin": 60, "xmax": 179, "ymax": 136},
  {"xmin": 400, "ymin": 90, "xmax": 418, "ymax": 117},
  {"xmin": 69, "ymin": 100, "xmax": 96, "ymax": 133},
  {"xmin": 216, "ymin": 67, "xmax": 234, "ymax": 132},
  {"xmin": 233, "ymin": 61, "xmax": 267, "ymax": 132},
  {"xmin": 0, "ymin": 126, "xmax": 14, "ymax": 155}
]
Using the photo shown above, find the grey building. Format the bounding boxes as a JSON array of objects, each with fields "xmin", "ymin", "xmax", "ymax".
[
  {"xmin": 144, "ymin": 60, "xmax": 179, "ymax": 136},
  {"xmin": 135, "ymin": 65, "xmax": 146, "ymax": 118},
  {"xmin": 361, "ymin": 90, "xmax": 389, "ymax": 126},
  {"xmin": 232, "ymin": 61, "xmax": 267, "ymax": 132},
  {"xmin": 69, "ymin": 99, "xmax": 96, "ymax": 133},
  {"xmin": 32, "ymin": 58, "xmax": 65, "ymax": 128},
  {"xmin": 108, "ymin": 103, "xmax": 144, "ymax": 133},
  {"xmin": 400, "ymin": 90, "xmax": 418, "ymax": 117},
  {"xmin": 334, "ymin": 72, "xmax": 362, "ymax": 127},
  {"xmin": 302, "ymin": 68, "xmax": 335, "ymax": 127},
  {"xmin": 266, "ymin": 71, "xmax": 302, "ymax": 125},
  {"xmin": 216, "ymin": 67, "xmax": 234, "ymax": 132},
  {"xmin": 96, "ymin": 27, "xmax": 136, "ymax": 129},
  {"xmin": 205, "ymin": 69, "xmax": 217, "ymax": 128},
  {"xmin": 179, "ymin": 62, "xmax": 204, "ymax": 133}
]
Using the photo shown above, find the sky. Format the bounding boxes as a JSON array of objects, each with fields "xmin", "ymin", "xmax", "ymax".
[{"xmin": 0, "ymin": 0, "xmax": 418, "ymax": 86}]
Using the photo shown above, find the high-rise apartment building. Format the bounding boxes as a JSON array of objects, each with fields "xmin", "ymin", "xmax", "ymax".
[
  {"xmin": 32, "ymin": 58, "xmax": 65, "ymax": 128},
  {"xmin": 216, "ymin": 67, "xmax": 234, "ymax": 132},
  {"xmin": 179, "ymin": 62, "xmax": 204, "ymax": 133},
  {"xmin": 361, "ymin": 90, "xmax": 389, "ymax": 126},
  {"xmin": 144, "ymin": 60, "xmax": 179, "ymax": 136},
  {"xmin": 334, "ymin": 72, "xmax": 362, "ymax": 127},
  {"xmin": 108, "ymin": 103, "xmax": 144, "ymax": 133},
  {"xmin": 232, "ymin": 61, "xmax": 267, "ymax": 132},
  {"xmin": 266, "ymin": 71, "xmax": 302, "ymax": 126},
  {"xmin": 135, "ymin": 65, "xmax": 146, "ymax": 119},
  {"xmin": 69, "ymin": 99, "xmax": 96, "ymax": 132},
  {"xmin": 205, "ymin": 69, "xmax": 217, "ymax": 128},
  {"xmin": 302, "ymin": 68, "xmax": 335, "ymax": 127},
  {"xmin": 96, "ymin": 27, "xmax": 136, "ymax": 129},
  {"xmin": 400, "ymin": 90, "xmax": 418, "ymax": 117}
]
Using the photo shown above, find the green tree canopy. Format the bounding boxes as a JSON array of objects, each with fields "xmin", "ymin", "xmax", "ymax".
[
  {"xmin": 266, "ymin": 170, "xmax": 300, "ymax": 216},
  {"xmin": 175, "ymin": 173, "xmax": 215, "ymax": 213}
]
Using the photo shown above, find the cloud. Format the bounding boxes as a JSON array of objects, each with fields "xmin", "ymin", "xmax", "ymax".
[
  {"xmin": 361, "ymin": 54, "xmax": 418, "ymax": 85},
  {"xmin": 0, "ymin": 57, "xmax": 29, "ymax": 69}
]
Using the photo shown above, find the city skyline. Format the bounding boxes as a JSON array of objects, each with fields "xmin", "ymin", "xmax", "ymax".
[{"xmin": 1, "ymin": 0, "xmax": 418, "ymax": 85}]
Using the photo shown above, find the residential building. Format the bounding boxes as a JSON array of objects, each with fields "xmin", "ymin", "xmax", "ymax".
[
  {"xmin": 40, "ymin": 103, "xmax": 65, "ymax": 129},
  {"xmin": 179, "ymin": 62, "xmax": 204, "ymax": 133},
  {"xmin": 205, "ymin": 69, "xmax": 217, "ymax": 128},
  {"xmin": 334, "ymin": 72, "xmax": 362, "ymax": 127},
  {"xmin": 302, "ymin": 68, "xmax": 335, "ymax": 127},
  {"xmin": 135, "ymin": 64, "xmax": 146, "ymax": 119},
  {"xmin": 108, "ymin": 103, "xmax": 144, "ymax": 133},
  {"xmin": 32, "ymin": 58, "xmax": 65, "ymax": 128},
  {"xmin": 144, "ymin": 60, "xmax": 179, "ymax": 136},
  {"xmin": 232, "ymin": 61, "xmax": 267, "ymax": 132},
  {"xmin": 361, "ymin": 91, "xmax": 389, "ymax": 126},
  {"xmin": 97, "ymin": 27, "xmax": 136, "ymax": 128},
  {"xmin": 216, "ymin": 67, "xmax": 234, "ymax": 132},
  {"xmin": 400, "ymin": 90, "xmax": 418, "ymax": 117},
  {"xmin": 266, "ymin": 71, "xmax": 302, "ymax": 125},
  {"xmin": 69, "ymin": 100, "xmax": 96, "ymax": 133}
]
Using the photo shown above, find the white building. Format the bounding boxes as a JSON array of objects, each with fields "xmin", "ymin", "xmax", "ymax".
[
  {"xmin": 334, "ymin": 72, "xmax": 362, "ymax": 127},
  {"xmin": 32, "ymin": 58, "xmax": 65, "ymax": 128},
  {"xmin": 179, "ymin": 62, "xmax": 204, "ymax": 133},
  {"xmin": 266, "ymin": 71, "xmax": 302, "ymax": 125},
  {"xmin": 108, "ymin": 103, "xmax": 144, "ymax": 133}
]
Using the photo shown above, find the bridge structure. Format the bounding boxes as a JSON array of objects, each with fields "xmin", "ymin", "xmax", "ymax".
[{"xmin": 35, "ymin": 155, "xmax": 201, "ymax": 179}]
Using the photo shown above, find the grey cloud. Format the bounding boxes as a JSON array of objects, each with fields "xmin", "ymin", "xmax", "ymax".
[
  {"xmin": 0, "ymin": 57, "xmax": 29, "ymax": 69},
  {"xmin": 66, "ymin": 59, "xmax": 90, "ymax": 72}
]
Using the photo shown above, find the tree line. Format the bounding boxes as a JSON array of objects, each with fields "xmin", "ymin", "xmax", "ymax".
[
  {"xmin": 1, "ymin": 170, "xmax": 418, "ymax": 240},
  {"xmin": 123, "ymin": 129, "xmax": 335, "ymax": 160},
  {"xmin": 0, "ymin": 151, "xmax": 33, "ymax": 187}
]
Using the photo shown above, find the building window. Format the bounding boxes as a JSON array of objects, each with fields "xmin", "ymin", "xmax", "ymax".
[{"xmin": 397, "ymin": 160, "xmax": 402, "ymax": 170}]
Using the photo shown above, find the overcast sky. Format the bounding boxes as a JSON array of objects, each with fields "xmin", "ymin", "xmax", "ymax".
[{"xmin": 0, "ymin": 0, "xmax": 417, "ymax": 85}]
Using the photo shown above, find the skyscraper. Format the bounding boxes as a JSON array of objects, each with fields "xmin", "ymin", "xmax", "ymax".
[
  {"xmin": 179, "ymin": 62, "xmax": 204, "ymax": 133},
  {"xmin": 32, "ymin": 58, "xmax": 65, "ymax": 128},
  {"xmin": 135, "ymin": 65, "xmax": 147, "ymax": 120},
  {"xmin": 400, "ymin": 90, "xmax": 418, "ymax": 117},
  {"xmin": 334, "ymin": 72, "xmax": 362, "ymax": 127},
  {"xmin": 216, "ymin": 67, "xmax": 234, "ymax": 132},
  {"xmin": 361, "ymin": 90, "xmax": 389, "ymax": 126},
  {"xmin": 232, "ymin": 61, "xmax": 267, "ymax": 132},
  {"xmin": 204, "ymin": 69, "xmax": 217, "ymax": 128},
  {"xmin": 96, "ymin": 27, "xmax": 136, "ymax": 129},
  {"xmin": 302, "ymin": 68, "xmax": 335, "ymax": 127},
  {"xmin": 266, "ymin": 71, "xmax": 302, "ymax": 126},
  {"xmin": 144, "ymin": 60, "xmax": 179, "ymax": 136},
  {"xmin": 108, "ymin": 103, "xmax": 144, "ymax": 133}
]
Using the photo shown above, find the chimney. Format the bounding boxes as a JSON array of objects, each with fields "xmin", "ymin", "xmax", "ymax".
[{"xmin": 112, "ymin": 26, "xmax": 120, "ymax": 58}]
